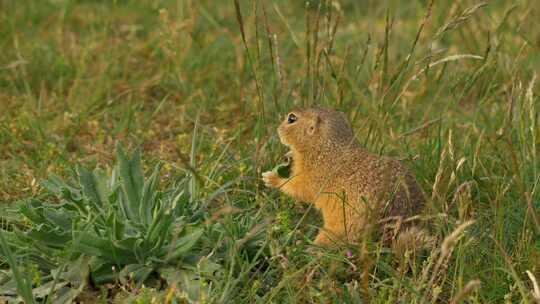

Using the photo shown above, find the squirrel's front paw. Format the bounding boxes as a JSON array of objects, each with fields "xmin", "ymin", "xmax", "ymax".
[{"xmin": 262, "ymin": 171, "xmax": 283, "ymax": 188}]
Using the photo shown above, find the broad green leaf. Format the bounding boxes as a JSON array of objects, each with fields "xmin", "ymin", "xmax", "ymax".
[
  {"xmin": 0, "ymin": 203, "xmax": 22, "ymax": 225},
  {"xmin": 53, "ymin": 285, "xmax": 85, "ymax": 304},
  {"xmin": 19, "ymin": 199, "xmax": 48, "ymax": 225},
  {"xmin": 31, "ymin": 281, "xmax": 69, "ymax": 299},
  {"xmin": 117, "ymin": 190, "xmax": 131, "ymax": 224},
  {"xmin": 73, "ymin": 232, "xmax": 107, "ymax": 257},
  {"xmin": 88, "ymin": 258, "xmax": 116, "ymax": 285},
  {"xmin": 109, "ymin": 167, "xmax": 119, "ymax": 192},
  {"xmin": 166, "ymin": 227, "xmax": 204, "ymax": 261},
  {"xmin": 139, "ymin": 163, "xmax": 162, "ymax": 227},
  {"xmin": 112, "ymin": 236, "xmax": 138, "ymax": 252},
  {"xmin": 133, "ymin": 238, "xmax": 147, "ymax": 262},
  {"xmin": 60, "ymin": 187, "xmax": 83, "ymax": 204},
  {"xmin": 60, "ymin": 191, "xmax": 87, "ymax": 216},
  {"xmin": 146, "ymin": 209, "xmax": 174, "ymax": 250},
  {"xmin": 159, "ymin": 267, "xmax": 205, "ymax": 302},
  {"xmin": 106, "ymin": 212, "xmax": 125, "ymax": 241},
  {"xmin": 59, "ymin": 255, "xmax": 90, "ymax": 286},
  {"xmin": 77, "ymin": 166, "xmax": 106, "ymax": 211},
  {"xmin": 42, "ymin": 175, "xmax": 84, "ymax": 209},
  {"xmin": 0, "ymin": 270, "xmax": 8, "ymax": 284},
  {"xmin": 73, "ymin": 232, "xmax": 137, "ymax": 264},
  {"xmin": 0, "ymin": 277, "xmax": 18, "ymax": 297},
  {"xmin": 116, "ymin": 144, "xmax": 144, "ymax": 223},
  {"xmin": 26, "ymin": 227, "xmax": 71, "ymax": 249},
  {"xmin": 157, "ymin": 266, "xmax": 184, "ymax": 285},
  {"xmin": 40, "ymin": 174, "xmax": 72, "ymax": 195},
  {"xmin": 170, "ymin": 188, "xmax": 189, "ymax": 212},
  {"xmin": 119, "ymin": 264, "xmax": 154, "ymax": 286},
  {"xmin": 42, "ymin": 208, "xmax": 73, "ymax": 231},
  {"xmin": 93, "ymin": 168, "xmax": 111, "ymax": 202}
]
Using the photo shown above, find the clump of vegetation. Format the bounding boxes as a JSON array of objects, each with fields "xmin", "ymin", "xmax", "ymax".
[{"xmin": 0, "ymin": 145, "xmax": 223, "ymax": 302}]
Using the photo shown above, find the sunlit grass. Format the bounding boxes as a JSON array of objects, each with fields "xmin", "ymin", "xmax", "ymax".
[{"xmin": 1, "ymin": 0, "xmax": 539, "ymax": 302}]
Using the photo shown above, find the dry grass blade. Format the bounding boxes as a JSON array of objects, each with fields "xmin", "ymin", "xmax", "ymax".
[
  {"xmin": 272, "ymin": 34, "xmax": 283, "ymax": 84},
  {"xmin": 273, "ymin": 3, "xmax": 299, "ymax": 47},
  {"xmin": 398, "ymin": 118, "xmax": 441, "ymax": 138},
  {"xmin": 526, "ymin": 192, "xmax": 540, "ymax": 236},
  {"xmin": 449, "ymin": 279, "xmax": 481, "ymax": 304},
  {"xmin": 435, "ymin": 2, "xmax": 489, "ymax": 39},
  {"xmin": 261, "ymin": 2, "xmax": 275, "ymax": 73},
  {"xmin": 493, "ymin": 236, "xmax": 530, "ymax": 301},
  {"xmin": 326, "ymin": 12, "xmax": 340, "ymax": 55},
  {"xmin": 261, "ymin": 1, "xmax": 282, "ymax": 110},
  {"xmin": 395, "ymin": 54, "xmax": 483, "ymax": 106},
  {"xmin": 526, "ymin": 270, "xmax": 540, "ymax": 303},
  {"xmin": 233, "ymin": 0, "xmax": 265, "ymax": 120},
  {"xmin": 235, "ymin": 218, "xmax": 270, "ymax": 249},
  {"xmin": 421, "ymin": 220, "xmax": 475, "ymax": 303},
  {"xmin": 385, "ymin": 0, "xmax": 434, "ymax": 93},
  {"xmin": 410, "ymin": 54, "xmax": 484, "ymax": 81},
  {"xmin": 440, "ymin": 220, "xmax": 475, "ymax": 257},
  {"xmin": 233, "ymin": 0, "xmax": 247, "ymax": 46},
  {"xmin": 305, "ymin": 2, "xmax": 312, "ymax": 106}
]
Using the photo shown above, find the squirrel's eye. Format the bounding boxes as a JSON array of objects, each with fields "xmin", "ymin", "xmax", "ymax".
[{"xmin": 287, "ymin": 113, "xmax": 297, "ymax": 124}]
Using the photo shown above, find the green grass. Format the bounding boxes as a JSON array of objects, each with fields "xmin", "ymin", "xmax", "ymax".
[{"xmin": 1, "ymin": 0, "xmax": 539, "ymax": 302}]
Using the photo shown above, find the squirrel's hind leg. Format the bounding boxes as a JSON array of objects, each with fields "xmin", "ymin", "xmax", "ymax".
[
  {"xmin": 313, "ymin": 195, "xmax": 362, "ymax": 246},
  {"xmin": 313, "ymin": 222, "xmax": 346, "ymax": 246},
  {"xmin": 313, "ymin": 231, "xmax": 335, "ymax": 246}
]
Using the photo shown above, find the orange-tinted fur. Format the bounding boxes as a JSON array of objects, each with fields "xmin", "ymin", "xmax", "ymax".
[{"xmin": 262, "ymin": 108, "xmax": 425, "ymax": 246}]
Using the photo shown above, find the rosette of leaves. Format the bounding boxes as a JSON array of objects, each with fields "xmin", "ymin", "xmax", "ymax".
[{"xmin": 0, "ymin": 145, "xmax": 221, "ymax": 302}]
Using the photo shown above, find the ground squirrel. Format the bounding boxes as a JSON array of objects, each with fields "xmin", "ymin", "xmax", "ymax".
[{"xmin": 262, "ymin": 108, "xmax": 425, "ymax": 246}]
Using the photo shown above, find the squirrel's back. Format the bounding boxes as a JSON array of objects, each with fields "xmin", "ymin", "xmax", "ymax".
[{"xmin": 314, "ymin": 145, "xmax": 425, "ymax": 223}]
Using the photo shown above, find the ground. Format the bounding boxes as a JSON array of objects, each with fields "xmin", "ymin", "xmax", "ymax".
[{"xmin": 1, "ymin": 0, "xmax": 539, "ymax": 302}]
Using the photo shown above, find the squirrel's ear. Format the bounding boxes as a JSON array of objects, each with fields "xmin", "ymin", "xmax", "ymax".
[{"xmin": 307, "ymin": 115, "xmax": 321, "ymax": 135}]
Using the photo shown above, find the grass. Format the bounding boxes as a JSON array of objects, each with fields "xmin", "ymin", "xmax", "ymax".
[{"xmin": 1, "ymin": 0, "xmax": 539, "ymax": 302}]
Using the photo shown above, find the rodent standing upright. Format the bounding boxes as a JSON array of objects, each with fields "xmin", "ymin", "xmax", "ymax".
[{"xmin": 262, "ymin": 108, "xmax": 425, "ymax": 246}]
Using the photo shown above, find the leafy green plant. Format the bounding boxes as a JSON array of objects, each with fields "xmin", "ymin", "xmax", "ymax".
[
  {"xmin": 0, "ymin": 230, "xmax": 35, "ymax": 303},
  {"xmin": 0, "ymin": 144, "xmax": 220, "ymax": 302}
]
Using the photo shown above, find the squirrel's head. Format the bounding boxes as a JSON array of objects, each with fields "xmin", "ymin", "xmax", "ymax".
[{"xmin": 277, "ymin": 108, "xmax": 357, "ymax": 153}]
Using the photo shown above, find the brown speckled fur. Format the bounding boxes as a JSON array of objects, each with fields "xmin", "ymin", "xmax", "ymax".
[{"xmin": 262, "ymin": 108, "xmax": 425, "ymax": 246}]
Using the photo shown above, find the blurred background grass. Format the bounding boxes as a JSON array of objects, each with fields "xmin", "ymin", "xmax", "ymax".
[{"xmin": 1, "ymin": 0, "xmax": 540, "ymax": 302}]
